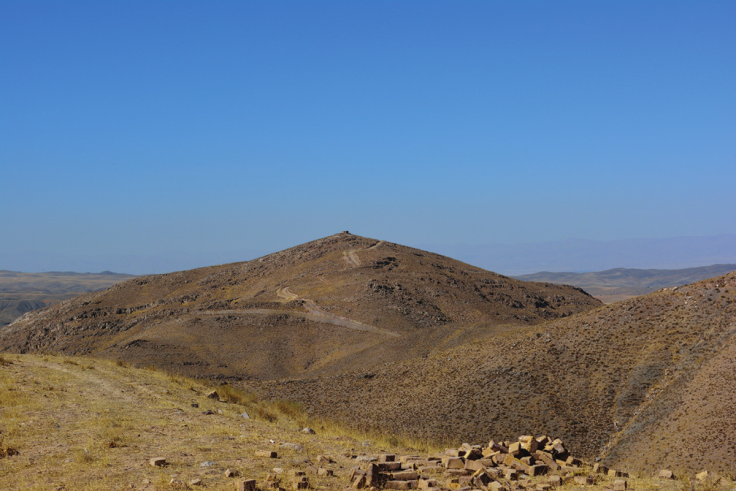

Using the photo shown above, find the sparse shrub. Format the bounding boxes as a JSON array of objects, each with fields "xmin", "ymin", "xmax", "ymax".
[
  {"xmin": 252, "ymin": 406, "xmax": 278, "ymax": 423},
  {"xmin": 273, "ymin": 399, "xmax": 302, "ymax": 418},
  {"xmin": 217, "ymin": 384, "xmax": 257, "ymax": 406},
  {"xmin": 73, "ymin": 448, "xmax": 95, "ymax": 464},
  {"xmin": 63, "ymin": 359, "xmax": 78, "ymax": 366},
  {"xmin": 0, "ymin": 356, "xmax": 12, "ymax": 366},
  {"xmin": 114, "ymin": 359, "xmax": 129, "ymax": 368}
]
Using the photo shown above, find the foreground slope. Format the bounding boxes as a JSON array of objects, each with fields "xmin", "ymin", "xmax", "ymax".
[
  {"xmin": 0, "ymin": 233, "xmax": 600, "ymax": 380},
  {"xmin": 3, "ymin": 355, "xmax": 723, "ymax": 491},
  {"xmin": 249, "ymin": 272, "xmax": 736, "ymax": 475},
  {"xmin": 515, "ymin": 264, "xmax": 736, "ymax": 303}
]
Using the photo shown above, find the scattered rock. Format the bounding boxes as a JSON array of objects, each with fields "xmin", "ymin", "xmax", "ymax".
[
  {"xmin": 240, "ymin": 411, "xmax": 251, "ymax": 419},
  {"xmin": 200, "ymin": 461, "xmax": 217, "ymax": 467},
  {"xmin": 302, "ymin": 427, "xmax": 316, "ymax": 434},
  {"xmin": 659, "ymin": 469, "xmax": 674, "ymax": 480},
  {"xmin": 280, "ymin": 443, "xmax": 303, "ymax": 451},
  {"xmin": 149, "ymin": 457, "xmax": 167, "ymax": 467},
  {"xmin": 189, "ymin": 478, "xmax": 203, "ymax": 486},
  {"xmin": 256, "ymin": 450, "xmax": 278, "ymax": 458},
  {"xmin": 225, "ymin": 469, "xmax": 240, "ymax": 477},
  {"xmin": 206, "ymin": 390, "xmax": 219, "ymax": 399},
  {"xmin": 237, "ymin": 479, "xmax": 257, "ymax": 491},
  {"xmin": 169, "ymin": 478, "xmax": 187, "ymax": 489}
]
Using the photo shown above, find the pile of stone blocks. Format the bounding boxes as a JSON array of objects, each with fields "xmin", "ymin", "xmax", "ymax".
[{"xmin": 347, "ymin": 435, "xmax": 630, "ymax": 491}]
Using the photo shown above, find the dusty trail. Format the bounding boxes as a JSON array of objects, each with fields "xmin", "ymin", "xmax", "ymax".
[
  {"xmin": 342, "ymin": 240, "xmax": 384, "ymax": 268},
  {"xmin": 200, "ymin": 307, "xmax": 399, "ymax": 338}
]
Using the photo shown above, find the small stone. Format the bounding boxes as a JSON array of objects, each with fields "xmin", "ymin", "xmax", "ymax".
[
  {"xmin": 149, "ymin": 457, "xmax": 166, "ymax": 467},
  {"xmin": 169, "ymin": 478, "xmax": 186, "ymax": 489},
  {"xmin": 225, "ymin": 469, "xmax": 240, "ymax": 477},
  {"xmin": 256, "ymin": 450, "xmax": 278, "ymax": 458},
  {"xmin": 240, "ymin": 411, "xmax": 250, "ymax": 419},
  {"xmin": 189, "ymin": 479, "xmax": 203, "ymax": 486},
  {"xmin": 200, "ymin": 461, "xmax": 217, "ymax": 467},
  {"xmin": 614, "ymin": 479, "xmax": 627, "ymax": 491},
  {"xmin": 318, "ymin": 468, "xmax": 334, "ymax": 477},
  {"xmin": 658, "ymin": 469, "xmax": 674, "ymax": 480},
  {"xmin": 302, "ymin": 427, "xmax": 316, "ymax": 434},
  {"xmin": 191, "ymin": 403, "xmax": 199, "ymax": 408},
  {"xmin": 206, "ymin": 390, "xmax": 219, "ymax": 399}
]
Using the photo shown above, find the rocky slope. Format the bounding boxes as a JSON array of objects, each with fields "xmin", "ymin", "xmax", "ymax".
[
  {"xmin": 248, "ymin": 272, "xmax": 736, "ymax": 475},
  {"xmin": 0, "ymin": 233, "xmax": 600, "ymax": 380}
]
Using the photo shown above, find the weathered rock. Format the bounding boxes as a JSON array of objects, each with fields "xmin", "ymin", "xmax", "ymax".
[
  {"xmin": 658, "ymin": 469, "xmax": 674, "ymax": 480},
  {"xmin": 149, "ymin": 457, "xmax": 166, "ymax": 467},
  {"xmin": 256, "ymin": 450, "xmax": 278, "ymax": 458},
  {"xmin": 237, "ymin": 479, "xmax": 257, "ymax": 491},
  {"xmin": 614, "ymin": 479, "xmax": 627, "ymax": 491},
  {"xmin": 225, "ymin": 469, "xmax": 240, "ymax": 478}
]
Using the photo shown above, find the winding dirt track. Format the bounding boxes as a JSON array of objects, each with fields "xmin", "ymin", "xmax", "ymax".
[
  {"xmin": 343, "ymin": 240, "xmax": 384, "ymax": 268},
  {"xmin": 200, "ymin": 307, "xmax": 399, "ymax": 338}
]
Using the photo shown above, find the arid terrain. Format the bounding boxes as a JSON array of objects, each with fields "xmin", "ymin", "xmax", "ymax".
[
  {"xmin": 0, "ymin": 270, "xmax": 135, "ymax": 327},
  {"xmin": 1, "ymin": 233, "xmax": 735, "ymax": 480},
  {"xmin": 515, "ymin": 264, "xmax": 736, "ymax": 303},
  {"xmin": 0, "ymin": 233, "xmax": 600, "ymax": 381},
  {"xmin": 250, "ymin": 272, "xmax": 736, "ymax": 475},
  {"xmin": 0, "ymin": 355, "xmax": 731, "ymax": 491}
]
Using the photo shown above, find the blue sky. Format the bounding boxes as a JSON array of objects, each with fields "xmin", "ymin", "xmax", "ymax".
[{"xmin": 1, "ymin": 1, "xmax": 735, "ymax": 273}]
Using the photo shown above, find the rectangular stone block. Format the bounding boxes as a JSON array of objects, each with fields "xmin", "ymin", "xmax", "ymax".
[
  {"xmin": 418, "ymin": 479, "xmax": 437, "ymax": 489},
  {"xmin": 465, "ymin": 460, "xmax": 486, "ymax": 472},
  {"xmin": 318, "ymin": 468, "xmax": 333, "ymax": 477},
  {"xmin": 385, "ymin": 481, "xmax": 411, "ymax": 490},
  {"xmin": 392, "ymin": 471, "xmax": 418, "ymax": 481},
  {"xmin": 614, "ymin": 479, "xmax": 627, "ymax": 491},
  {"xmin": 446, "ymin": 457, "xmax": 466, "ymax": 469},
  {"xmin": 381, "ymin": 454, "xmax": 397, "ymax": 463},
  {"xmin": 378, "ymin": 462, "xmax": 403, "ymax": 471},
  {"xmin": 528, "ymin": 465, "xmax": 547, "ymax": 476},
  {"xmin": 658, "ymin": 470, "xmax": 674, "ymax": 480},
  {"xmin": 255, "ymin": 450, "xmax": 277, "ymax": 458}
]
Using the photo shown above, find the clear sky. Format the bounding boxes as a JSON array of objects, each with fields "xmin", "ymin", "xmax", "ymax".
[{"xmin": 2, "ymin": 1, "xmax": 735, "ymax": 273}]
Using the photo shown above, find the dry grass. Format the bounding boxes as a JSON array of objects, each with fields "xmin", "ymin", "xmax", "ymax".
[{"xmin": 0, "ymin": 354, "xmax": 434, "ymax": 490}]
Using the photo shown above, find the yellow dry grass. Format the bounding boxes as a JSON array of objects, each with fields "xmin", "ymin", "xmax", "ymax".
[{"xmin": 0, "ymin": 354, "xmax": 436, "ymax": 490}]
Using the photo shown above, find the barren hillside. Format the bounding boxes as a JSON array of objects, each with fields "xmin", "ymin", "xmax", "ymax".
[
  {"xmin": 0, "ymin": 233, "xmax": 600, "ymax": 381},
  {"xmin": 248, "ymin": 272, "xmax": 736, "ymax": 475}
]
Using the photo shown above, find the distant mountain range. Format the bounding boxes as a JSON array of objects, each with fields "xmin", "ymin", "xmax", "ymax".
[
  {"xmin": 0, "ymin": 270, "xmax": 136, "ymax": 326},
  {"xmin": 514, "ymin": 264, "xmax": 736, "ymax": 303},
  {"xmin": 425, "ymin": 234, "xmax": 736, "ymax": 275}
]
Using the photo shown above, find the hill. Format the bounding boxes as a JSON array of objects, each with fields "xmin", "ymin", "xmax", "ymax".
[
  {"xmin": 514, "ymin": 264, "xmax": 736, "ymax": 303},
  {"xmin": 0, "ymin": 233, "xmax": 601, "ymax": 381},
  {"xmin": 0, "ymin": 270, "xmax": 136, "ymax": 326},
  {"xmin": 247, "ymin": 272, "xmax": 736, "ymax": 476}
]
